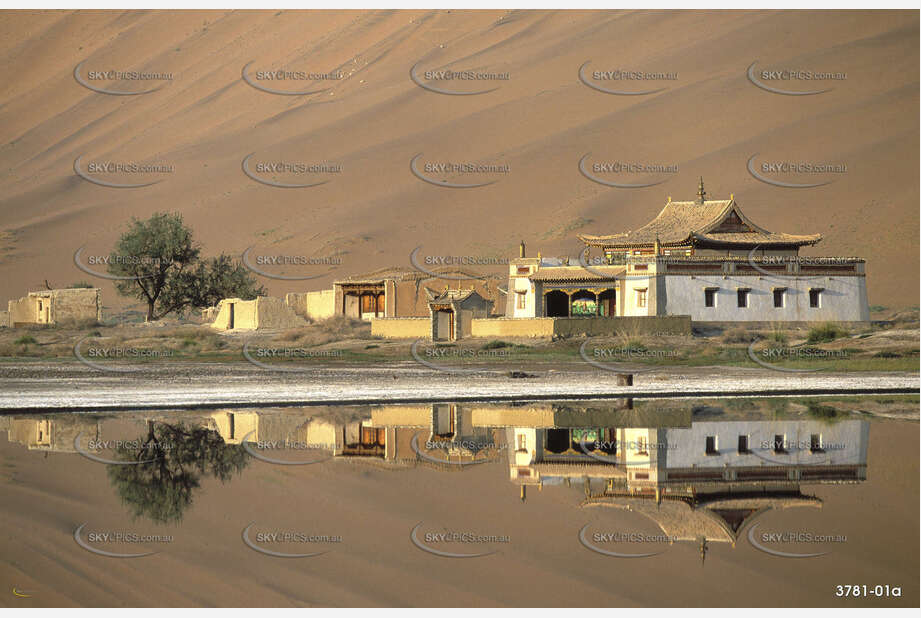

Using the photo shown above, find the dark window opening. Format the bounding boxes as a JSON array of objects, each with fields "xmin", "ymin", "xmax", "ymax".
[
  {"xmin": 773, "ymin": 434, "xmax": 786, "ymax": 454},
  {"xmin": 809, "ymin": 288, "xmax": 822, "ymax": 308},
  {"xmin": 737, "ymin": 289, "xmax": 750, "ymax": 308},
  {"xmin": 773, "ymin": 288, "xmax": 785, "ymax": 308},
  {"xmin": 810, "ymin": 434, "xmax": 824, "ymax": 453},
  {"xmin": 704, "ymin": 288, "xmax": 716, "ymax": 307},
  {"xmin": 705, "ymin": 436, "xmax": 718, "ymax": 455},
  {"xmin": 738, "ymin": 435, "xmax": 750, "ymax": 454}
]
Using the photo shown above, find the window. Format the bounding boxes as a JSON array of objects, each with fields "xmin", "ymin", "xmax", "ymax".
[
  {"xmin": 635, "ymin": 436, "xmax": 648, "ymax": 456},
  {"xmin": 773, "ymin": 288, "xmax": 786, "ymax": 308},
  {"xmin": 738, "ymin": 435, "xmax": 750, "ymax": 454},
  {"xmin": 809, "ymin": 288, "xmax": 823, "ymax": 308},
  {"xmin": 517, "ymin": 434, "xmax": 527, "ymax": 450},
  {"xmin": 516, "ymin": 292, "xmax": 526, "ymax": 309},
  {"xmin": 704, "ymin": 288, "xmax": 717, "ymax": 307},
  {"xmin": 737, "ymin": 288, "xmax": 750, "ymax": 308},
  {"xmin": 773, "ymin": 434, "xmax": 786, "ymax": 454},
  {"xmin": 516, "ymin": 266, "xmax": 530, "ymax": 275},
  {"xmin": 705, "ymin": 436, "xmax": 718, "ymax": 455},
  {"xmin": 635, "ymin": 288, "xmax": 647, "ymax": 308},
  {"xmin": 810, "ymin": 434, "xmax": 824, "ymax": 453}
]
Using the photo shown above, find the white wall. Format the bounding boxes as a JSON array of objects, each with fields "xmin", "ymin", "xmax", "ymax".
[
  {"xmin": 661, "ymin": 420, "xmax": 868, "ymax": 468},
  {"xmin": 663, "ymin": 274, "xmax": 869, "ymax": 322}
]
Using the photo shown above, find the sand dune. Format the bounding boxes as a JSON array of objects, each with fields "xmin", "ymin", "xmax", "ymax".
[{"xmin": 0, "ymin": 10, "xmax": 917, "ymax": 311}]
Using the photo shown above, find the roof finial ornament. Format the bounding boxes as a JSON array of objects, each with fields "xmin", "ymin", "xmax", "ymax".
[{"xmin": 697, "ymin": 176, "xmax": 707, "ymax": 203}]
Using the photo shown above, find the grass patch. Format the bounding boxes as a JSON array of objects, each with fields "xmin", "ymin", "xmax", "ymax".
[{"xmin": 807, "ymin": 322, "xmax": 849, "ymax": 344}]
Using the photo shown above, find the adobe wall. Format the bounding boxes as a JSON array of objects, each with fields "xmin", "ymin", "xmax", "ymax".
[
  {"xmin": 8, "ymin": 296, "xmax": 34, "ymax": 326},
  {"xmin": 471, "ymin": 317, "xmax": 555, "ymax": 338},
  {"xmin": 470, "ymin": 316, "xmax": 691, "ymax": 338},
  {"xmin": 211, "ymin": 298, "xmax": 258, "ymax": 330},
  {"xmin": 49, "ymin": 288, "xmax": 101, "ymax": 323},
  {"xmin": 254, "ymin": 297, "xmax": 307, "ymax": 330},
  {"xmin": 552, "ymin": 315, "xmax": 692, "ymax": 337},
  {"xmin": 285, "ymin": 289, "xmax": 335, "ymax": 321},
  {"xmin": 7, "ymin": 288, "xmax": 100, "ymax": 326},
  {"xmin": 370, "ymin": 317, "xmax": 430, "ymax": 338}
]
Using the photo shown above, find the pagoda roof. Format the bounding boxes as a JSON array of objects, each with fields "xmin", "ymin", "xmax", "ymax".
[{"xmin": 578, "ymin": 196, "xmax": 822, "ymax": 249}]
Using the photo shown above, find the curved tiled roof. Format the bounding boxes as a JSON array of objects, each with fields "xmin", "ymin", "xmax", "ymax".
[
  {"xmin": 578, "ymin": 198, "xmax": 822, "ymax": 249},
  {"xmin": 528, "ymin": 265, "xmax": 626, "ymax": 281}
]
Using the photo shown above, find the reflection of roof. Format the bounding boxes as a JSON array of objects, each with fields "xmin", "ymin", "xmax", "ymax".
[
  {"xmin": 529, "ymin": 266, "xmax": 626, "ymax": 282},
  {"xmin": 578, "ymin": 198, "xmax": 822, "ymax": 248},
  {"xmin": 583, "ymin": 492, "xmax": 822, "ymax": 543}
]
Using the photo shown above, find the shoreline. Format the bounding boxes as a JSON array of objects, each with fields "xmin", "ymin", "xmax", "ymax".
[{"xmin": 0, "ymin": 361, "xmax": 916, "ymax": 413}]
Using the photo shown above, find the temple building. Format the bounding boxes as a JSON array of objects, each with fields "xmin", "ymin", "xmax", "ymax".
[{"xmin": 507, "ymin": 180, "xmax": 869, "ymax": 323}]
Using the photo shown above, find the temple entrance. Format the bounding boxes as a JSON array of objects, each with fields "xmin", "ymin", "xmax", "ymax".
[
  {"xmin": 433, "ymin": 309, "xmax": 455, "ymax": 341},
  {"xmin": 570, "ymin": 290, "xmax": 597, "ymax": 316},
  {"xmin": 360, "ymin": 292, "xmax": 384, "ymax": 319},
  {"xmin": 598, "ymin": 289, "xmax": 616, "ymax": 317},
  {"xmin": 544, "ymin": 290, "xmax": 569, "ymax": 317},
  {"xmin": 545, "ymin": 428, "xmax": 570, "ymax": 454}
]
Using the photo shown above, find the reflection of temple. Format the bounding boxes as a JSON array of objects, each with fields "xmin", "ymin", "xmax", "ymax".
[
  {"xmin": 206, "ymin": 407, "xmax": 502, "ymax": 467},
  {"xmin": 501, "ymin": 408, "xmax": 869, "ymax": 551},
  {"xmin": 371, "ymin": 404, "xmax": 499, "ymax": 461},
  {"xmin": 0, "ymin": 416, "xmax": 100, "ymax": 453}
]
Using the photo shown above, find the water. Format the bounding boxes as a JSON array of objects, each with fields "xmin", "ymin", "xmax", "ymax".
[{"xmin": 0, "ymin": 396, "xmax": 917, "ymax": 607}]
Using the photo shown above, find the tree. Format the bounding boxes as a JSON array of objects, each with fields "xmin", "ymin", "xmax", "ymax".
[
  {"xmin": 107, "ymin": 421, "xmax": 249, "ymax": 524},
  {"xmin": 108, "ymin": 213, "xmax": 265, "ymax": 321},
  {"xmin": 162, "ymin": 254, "xmax": 266, "ymax": 315}
]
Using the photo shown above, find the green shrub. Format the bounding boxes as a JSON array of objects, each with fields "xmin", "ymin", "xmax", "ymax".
[
  {"xmin": 14, "ymin": 335, "xmax": 37, "ymax": 345},
  {"xmin": 807, "ymin": 322, "xmax": 848, "ymax": 344}
]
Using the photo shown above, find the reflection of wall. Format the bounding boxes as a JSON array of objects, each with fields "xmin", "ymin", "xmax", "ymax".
[
  {"xmin": 1, "ymin": 417, "xmax": 100, "ymax": 452},
  {"xmin": 509, "ymin": 419, "xmax": 869, "ymax": 488}
]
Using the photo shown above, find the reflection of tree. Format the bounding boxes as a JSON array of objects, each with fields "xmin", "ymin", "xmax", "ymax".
[{"xmin": 107, "ymin": 421, "xmax": 249, "ymax": 524}]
